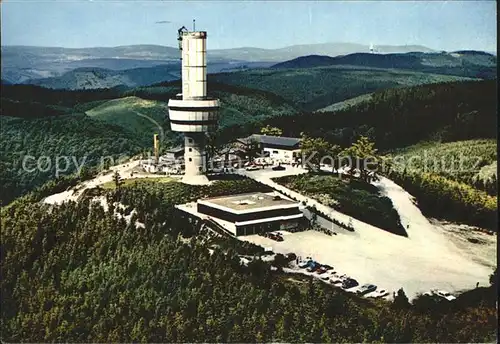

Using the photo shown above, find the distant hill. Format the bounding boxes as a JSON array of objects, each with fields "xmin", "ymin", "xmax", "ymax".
[
  {"xmin": 262, "ymin": 80, "xmax": 497, "ymax": 149},
  {"xmin": 272, "ymin": 51, "xmax": 497, "ymax": 79},
  {"xmin": 23, "ymin": 66, "xmax": 181, "ymax": 90},
  {"xmin": 1, "ymin": 43, "xmax": 434, "ymax": 83},
  {"xmin": 210, "ymin": 65, "xmax": 476, "ymax": 111},
  {"xmin": 210, "ymin": 43, "xmax": 434, "ymax": 62}
]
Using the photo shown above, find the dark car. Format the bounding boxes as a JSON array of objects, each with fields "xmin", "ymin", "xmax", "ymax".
[
  {"xmin": 272, "ymin": 165, "xmax": 286, "ymax": 171},
  {"xmin": 357, "ymin": 284, "xmax": 377, "ymax": 295},
  {"xmin": 342, "ymin": 278, "xmax": 359, "ymax": 290}
]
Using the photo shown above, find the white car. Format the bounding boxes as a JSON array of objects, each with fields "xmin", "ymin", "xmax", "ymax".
[
  {"xmin": 435, "ymin": 290, "xmax": 456, "ymax": 301},
  {"xmin": 329, "ymin": 273, "xmax": 348, "ymax": 284},
  {"xmin": 367, "ymin": 289, "xmax": 390, "ymax": 298}
]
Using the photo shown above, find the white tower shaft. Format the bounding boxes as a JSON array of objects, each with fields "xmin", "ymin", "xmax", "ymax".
[
  {"xmin": 168, "ymin": 29, "xmax": 220, "ymax": 185},
  {"xmin": 181, "ymin": 32, "xmax": 207, "ymax": 99}
]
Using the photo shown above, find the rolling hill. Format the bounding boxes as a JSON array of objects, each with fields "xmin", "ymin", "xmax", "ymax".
[
  {"xmin": 23, "ymin": 66, "xmax": 181, "ymax": 90},
  {"xmin": 390, "ymin": 139, "xmax": 497, "ymax": 195},
  {"xmin": 0, "ymin": 113, "xmax": 144, "ymax": 205},
  {"xmin": 261, "ymin": 80, "xmax": 496, "ymax": 149},
  {"xmin": 210, "ymin": 66, "xmax": 476, "ymax": 111},
  {"xmin": 2, "ymin": 43, "xmax": 434, "ymax": 84},
  {"xmin": 85, "ymin": 96, "xmax": 171, "ymax": 146},
  {"xmin": 271, "ymin": 51, "xmax": 497, "ymax": 79},
  {"xmin": 386, "ymin": 139, "xmax": 497, "ymax": 229},
  {"xmin": 0, "ymin": 80, "xmax": 299, "ymax": 203}
]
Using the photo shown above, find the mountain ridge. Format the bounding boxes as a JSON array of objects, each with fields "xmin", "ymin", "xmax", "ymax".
[
  {"xmin": 271, "ymin": 51, "xmax": 497, "ymax": 79},
  {"xmin": 2, "ymin": 42, "xmax": 437, "ymax": 83}
]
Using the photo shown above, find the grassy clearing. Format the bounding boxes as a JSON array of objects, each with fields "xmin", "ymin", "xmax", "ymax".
[
  {"xmin": 274, "ymin": 173, "xmax": 405, "ymax": 235},
  {"xmin": 86, "ymin": 96, "xmax": 168, "ymax": 146}
]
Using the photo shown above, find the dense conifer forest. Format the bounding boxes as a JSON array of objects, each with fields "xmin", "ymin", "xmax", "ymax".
[{"xmin": 1, "ymin": 179, "xmax": 497, "ymax": 342}]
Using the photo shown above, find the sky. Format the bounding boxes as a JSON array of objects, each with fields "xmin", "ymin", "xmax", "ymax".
[{"xmin": 0, "ymin": 0, "xmax": 497, "ymax": 52}]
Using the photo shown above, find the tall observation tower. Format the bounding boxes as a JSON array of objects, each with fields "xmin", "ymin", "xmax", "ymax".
[{"xmin": 168, "ymin": 26, "xmax": 220, "ymax": 185}]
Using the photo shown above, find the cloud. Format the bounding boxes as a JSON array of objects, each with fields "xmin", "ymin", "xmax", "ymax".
[{"xmin": 155, "ymin": 20, "xmax": 171, "ymax": 24}]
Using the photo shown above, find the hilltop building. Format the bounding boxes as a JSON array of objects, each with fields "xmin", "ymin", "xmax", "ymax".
[
  {"xmin": 177, "ymin": 192, "xmax": 305, "ymax": 236},
  {"xmin": 234, "ymin": 134, "xmax": 302, "ymax": 164}
]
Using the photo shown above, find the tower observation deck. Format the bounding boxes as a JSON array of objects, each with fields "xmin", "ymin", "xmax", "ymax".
[{"xmin": 168, "ymin": 28, "xmax": 220, "ymax": 184}]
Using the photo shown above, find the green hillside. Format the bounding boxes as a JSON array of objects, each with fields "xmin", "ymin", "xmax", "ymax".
[
  {"xmin": 0, "ymin": 81, "xmax": 299, "ymax": 203},
  {"xmin": 385, "ymin": 139, "xmax": 497, "ymax": 230},
  {"xmin": 24, "ymin": 66, "xmax": 180, "ymax": 90},
  {"xmin": 390, "ymin": 140, "xmax": 497, "ymax": 194},
  {"xmin": 210, "ymin": 66, "xmax": 476, "ymax": 111},
  {"xmin": 123, "ymin": 81, "xmax": 299, "ymax": 129},
  {"xmin": 0, "ymin": 114, "xmax": 143, "ymax": 205},
  {"xmin": 262, "ymin": 80, "xmax": 496, "ymax": 150},
  {"xmin": 86, "ymin": 96, "xmax": 171, "ymax": 146}
]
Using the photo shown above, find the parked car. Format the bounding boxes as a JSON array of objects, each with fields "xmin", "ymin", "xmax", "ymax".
[
  {"xmin": 272, "ymin": 165, "xmax": 286, "ymax": 171},
  {"xmin": 368, "ymin": 289, "xmax": 389, "ymax": 298},
  {"xmin": 341, "ymin": 278, "xmax": 359, "ymax": 289},
  {"xmin": 435, "ymin": 290, "xmax": 457, "ymax": 301},
  {"xmin": 306, "ymin": 264, "xmax": 320, "ymax": 272},
  {"xmin": 267, "ymin": 233, "xmax": 283, "ymax": 242},
  {"xmin": 329, "ymin": 273, "xmax": 347, "ymax": 284},
  {"xmin": 357, "ymin": 284, "xmax": 377, "ymax": 295},
  {"xmin": 298, "ymin": 260, "xmax": 312, "ymax": 269},
  {"xmin": 316, "ymin": 267, "xmax": 328, "ymax": 275},
  {"xmin": 286, "ymin": 253, "xmax": 297, "ymax": 261},
  {"xmin": 246, "ymin": 165, "xmax": 260, "ymax": 171}
]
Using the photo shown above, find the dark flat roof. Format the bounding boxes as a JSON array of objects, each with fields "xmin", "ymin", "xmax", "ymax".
[{"xmin": 237, "ymin": 134, "xmax": 301, "ymax": 148}]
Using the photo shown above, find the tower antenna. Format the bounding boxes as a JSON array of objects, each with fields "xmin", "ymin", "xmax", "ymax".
[{"xmin": 193, "ymin": 19, "xmax": 196, "ymax": 31}]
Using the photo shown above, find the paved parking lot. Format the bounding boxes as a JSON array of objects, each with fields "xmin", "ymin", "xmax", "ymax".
[{"xmin": 241, "ymin": 229, "xmax": 494, "ymax": 300}]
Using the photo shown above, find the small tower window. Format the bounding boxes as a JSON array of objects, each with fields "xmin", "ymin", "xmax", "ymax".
[
  {"xmin": 189, "ymin": 158, "xmax": 192, "ymax": 162},
  {"xmin": 189, "ymin": 148, "xmax": 192, "ymax": 152}
]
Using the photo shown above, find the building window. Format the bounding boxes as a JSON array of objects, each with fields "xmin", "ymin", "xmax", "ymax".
[
  {"xmin": 188, "ymin": 138, "xmax": 193, "ymax": 143},
  {"xmin": 189, "ymin": 158, "xmax": 192, "ymax": 162},
  {"xmin": 189, "ymin": 148, "xmax": 192, "ymax": 152},
  {"xmin": 273, "ymin": 150, "xmax": 279, "ymax": 154}
]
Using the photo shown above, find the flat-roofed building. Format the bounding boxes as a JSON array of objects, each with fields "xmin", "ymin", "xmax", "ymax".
[
  {"xmin": 235, "ymin": 134, "xmax": 301, "ymax": 164},
  {"xmin": 196, "ymin": 192, "xmax": 305, "ymax": 236}
]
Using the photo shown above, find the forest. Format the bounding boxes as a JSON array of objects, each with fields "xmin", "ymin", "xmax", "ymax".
[
  {"xmin": 275, "ymin": 173, "xmax": 405, "ymax": 236},
  {"xmin": 0, "ymin": 115, "xmax": 143, "ymax": 205},
  {"xmin": 1, "ymin": 179, "xmax": 497, "ymax": 342},
  {"xmin": 389, "ymin": 140, "xmax": 497, "ymax": 195},
  {"xmin": 386, "ymin": 170, "xmax": 497, "ymax": 231},
  {"xmin": 261, "ymin": 80, "xmax": 496, "ymax": 150},
  {"xmin": 209, "ymin": 66, "xmax": 472, "ymax": 111}
]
